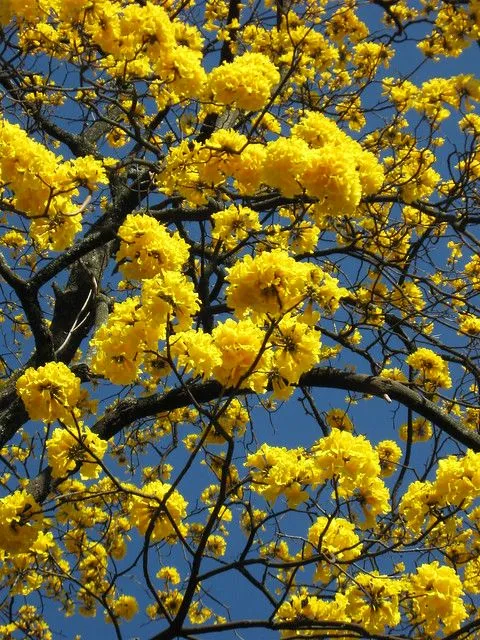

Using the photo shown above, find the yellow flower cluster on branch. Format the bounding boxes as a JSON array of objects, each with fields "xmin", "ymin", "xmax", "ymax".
[
  {"xmin": 46, "ymin": 424, "xmax": 108, "ymax": 479},
  {"xmin": 128, "ymin": 480, "xmax": 188, "ymax": 543},
  {"xmin": 0, "ymin": 119, "xmax": 107, "ymax": 250},
  {"xmin": 159, "ymin": 112, "xmax": 383, "ymax": 211},
  {"xmin": 206, "ymin": 52, "xmax": 280, "ymax": 111},
  {"xmin": 406, "ymin": 347, "xmax": 452, "ymax": 391},
  {"xmin": 0, "ymin": 490, "xmax": 43, "ymax": 554},
  {"xmin": 16, "ymin": 362, "xmax": 81, "ymax": 422}
]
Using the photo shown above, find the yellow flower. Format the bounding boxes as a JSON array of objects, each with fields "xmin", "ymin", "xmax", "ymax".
[
  {"xmin": 46, "ymin": 425, "xmax": 108, "ymax": 479},
  {"xmin": 399, "ymin": 480, "xmax": 439, "ymax": 534},
  {"xmin": 270, "ymin": 314, "xmax": 321, "ymax": 384},
  {"xmin": 211, "ymin": 318, "xmax": 268, "ymax": 391},
  {"xmin": 16, "ymin": 362, "xmax": 81, "ymax": 422},
  {"xmin": 156, "ymin": 566, "xmax": 180, "ymax": 584},
  {"xmin": 376, "ymin": 440, "xmax": 402, "ymax": 476},
  {"xmin": 409, "ymin": 562, "xmax": 466, "ymax": 635},
  {"xmin": 0, "ymin": 490, "xmax": 43, "ymax": 554},
  {"xmin": 207, "ymin": 52, "xmax": 279, "ymax": 111},
  {"xmin": 89, "ymin": 297, "xmax": 155, "ymax": 385},
  {"xmin": 203, "ymin": 398, "xmax": 249, "ymax": 443},
  {"xmin": 0, "ymin": 230, "xmax": 27, "ymax": 250},
  {"xmin": 307, "ymin": 516, "xmax": 361, "ymax": 582},
  {"xmin": 345, "ymin": 572, "xmax": 403, "ymax": 633},
  {"xmin": 233, "ymin": 143, "xmax": 267, "ymax": 195},
  {"xmin": 291, "ymin": 110, "xmax": 350, "ymax": 148},
  {"xmin": 299, "ymin": 144, "xmax": 362, "ymax": 213},
  {"xmin": 325, "ymin": 408, "xmax": 354, "ymax": 432},
  {"xmin": 458, "ymin": 313, "xmax": 480, "ymax": 336},
  {"xmin": 262, "ymin": 136, "xmax": 310, "ymax": 197},
  {"xmin": 399, "ymin": 417, "xmax": 433, "ymax": 442},
  {"xmin": 211, "ymin": 204, "xmax": 261, "ymax": 250},
  {"xmin": 226, "ymin": 249, "xmax": 310, "ymax": 318},
  {"xmin": 197, "ymin": 128, "xmax": 247, "ymax": 186},
  {"xmin": 116, "ymin": 214, "xmax": 190, "ymax": 280},
  {"xmin": 188, "ymin": 601, "xmax": 212, "ymax": 624},
  {"xmin": 434, "ymin": 450, "xmax": 480, "ymax": 509},
  {"xmin": 380, "ymin": 367, "xmax": 408, "ymax": 383},
  {"xmin": 142, "ymin": 270, "xmax": 199, "ymax": 333},
  {"xmin": 276, "ymin": 591, "xmax": 349, "ymax": 627},
  {"xmin": 406, "ymin": 347, "xmax": 451, "ymax": 389},
  {"xmin": 245, "ymin": 443, "xmax": 310, "ymax": 506},
  {"xmin": 128, "ymin": 481, "xmax": 188, "ymax": 543},
  {"xmin": 206, "ymin": 534, "xmax": 227, "ymax": 556},
  {"xmin": 110, "ymin": 595, "xmax": 138, "ymax": 621},
  {"xmin": 170, "ymin": 329, "xmax": 222, "ymax": 381}
]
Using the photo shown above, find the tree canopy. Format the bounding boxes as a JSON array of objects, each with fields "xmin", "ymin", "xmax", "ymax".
[{"xmin": 0, "ymin": 0, "xmax": 480, "ymax": 638}]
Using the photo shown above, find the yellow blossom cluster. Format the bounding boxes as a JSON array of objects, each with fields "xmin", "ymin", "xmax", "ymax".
[
  {"xmin": 406, "ymin": 347, "xmax": 452, "ymax": 390},
  {"xmin": 458, "ymin": 313, "xmax": 480, "ymax": 336},
  {"xmin": 16, "ymin": 362, "xmax": 81, "ymax": 423},
  {"xmin": 206, "ymin": 52, "xmax": 279, "ymax": 111},
  {"xmin": 276, "ymin": 559, "xmax": 468, "ymax": 637},
  {"xmin": 384, "ymin": 74, "xmax": 480, "ymax": 124},
  {"xmin": 128, "ymin": 480, "xmax": 188, "ymax": 543},
  {"xmin": 399, "ymin": 417, "xmax": 433, "ymax": 442},
  {"xmin": 202, "ymin": 399, "xmax": 249, "ymax": 444},
  {"xmin": 244, "ymin": 11, "xmax": 339, "ymax": 84},
  {"xmin": 226, "ymin": 248, "xmax": 348, "ymax": 321},
  {"xmin": 46, "ymin": 424, "xmax": 108, "ymax": 479},
  {"xmin": 384, "ymin": 147, "xmax": 440, "ymax": 203},
  {"xmin": 0, "ymin": 604, "xmax": 52, "ymax": 640},
  {"xmin": 345, "ymin": 571, "xmax": 404, "ymax": 633},
  {"xmin": 399, "ymin": 449, "xmax": 480, "ymax": 535},
  {"xmin": 171, "ymin": 283, "xmax": 341, "ymax": 394},
  {"xmin": 5, "ymin": 1, "xmax": 207, "ymax": 104},
  {"xmin": 307, "ymin": 516, "xmax": 361, "ymax": 582},
  {"xmin": 109, "ymin": 595, "xmax": 139, "ymax": 622},
  {"xmin": 159, "ymin": 112, "xmax": 383, "ymax": 214},
  {"xmin": 91, "ymin": 214, "xmax": 199, "ymax": 385},
  {"xmin": 116, "ymin": 213, "xmax": 190, "ymax": 281},
  {"xmin": 0, "ymin": 490, "xmax": 43, "ymax": 554},
  {"xmin": 408, "ymin": 561, "xmax": 467, "ymax": 635},
  {"xmin": 246, "ymin": 430, "xmax": 390, "ymax": 526},
  {"xmin": 226, "ymin": 249, "xmax": 311, "ymax": 318},
  {"xmin": 211, "ymin": 205, "xmax": 261, "ymax": 250},
  {"xmin": 417, "ymin": 3, "xmax": 480, "ymax": 58},
  {"xmin": 376, "ymin": 440, "xmax": 402, "ymax": 476},
  {"xmin": 276, "ymin": 591, "xmax": 350, "ymax": 637},
  {"xmin": 312, "ymin": 430, "xmax": 390, "ymax": 527},
  {"xmin": 0, "ymin": 119, "xmax": 107, "ymax": 250},
  {"xmin": 325, "ymin": 408, "xmax": 354, "ymax": 432}
]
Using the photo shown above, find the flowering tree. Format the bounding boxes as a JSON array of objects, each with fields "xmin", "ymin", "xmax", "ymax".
[{"xmin": 0, "ymin": 0, "xmax": 479, "ymax": 638}]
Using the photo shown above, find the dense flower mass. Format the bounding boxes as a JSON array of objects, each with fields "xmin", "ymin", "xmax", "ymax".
[
  {"xmin": 0, "ymin": 490, "xmax": 43, "ymax": 553},
  {"xmin": 128, "ymin": 481, "xmax": 188, "ymax": 542},
  {"xmin": 406, "ymin": 347, "xmax": 452, "ymax": 389},
  {"xmin": 0, "ymin": 119, "xmax": 107, "ymax": 250},
  {"xmin": 116, "ymin": 214, "xmax": 190, "ymax": 280},
  {"xmin": 46, "ymin": 424, "xmax": 108, "ymax": 479},
  {"xmin": 226, "ymin": 249, "xmax": 310, "ymax": 317},
  {"xmin": 16, "ymin": 362, "xmax": 81, "ymax": 422},
  {"xmin": 206, "ymin": 52, "xmax": 280, "ymax": 111}
]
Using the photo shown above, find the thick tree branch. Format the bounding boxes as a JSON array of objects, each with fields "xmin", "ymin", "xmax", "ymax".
[
  {"xmin": 23, "ymin": 365, "xmax": 479, "ymax": 505},
  {"xmin": 92, "ymin": 368, "xmax": 480, "ymax": 450}
]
